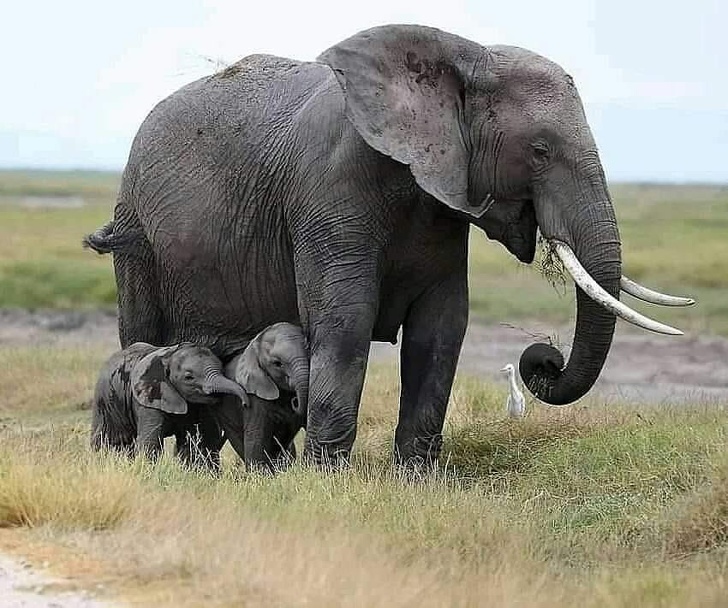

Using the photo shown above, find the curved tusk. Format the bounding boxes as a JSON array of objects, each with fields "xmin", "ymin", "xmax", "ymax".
[
  {"xmin": 552, "ymin": 242, "xmax": 684, "ymax": 336},
  {"xmin": 620, "ymin": 276, "xmax": 695, "ymax": 307}
]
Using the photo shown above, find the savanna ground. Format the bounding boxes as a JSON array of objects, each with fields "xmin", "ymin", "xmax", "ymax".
[{"xmin": 0, "ymin": 170, "xmax": 727, "ymax": 607}]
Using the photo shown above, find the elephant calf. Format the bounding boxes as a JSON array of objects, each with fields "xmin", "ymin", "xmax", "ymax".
[
  {"xmin": 214, "ymin": 322, "xmax": 309, "ymax": 470},
  {"xmin": 90, "ymin": 341, "xmax": 247, "ymax": 470}
]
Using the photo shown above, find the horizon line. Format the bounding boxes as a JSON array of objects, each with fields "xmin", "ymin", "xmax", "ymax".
[{"xmin": 0, "ymin": 166, "xmax": 726, "ymax": 188}]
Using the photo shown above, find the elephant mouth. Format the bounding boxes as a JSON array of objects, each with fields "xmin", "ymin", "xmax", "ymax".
[{"xmin": 500, "ymin": 199, "xmax": 537, "ymax": 264}]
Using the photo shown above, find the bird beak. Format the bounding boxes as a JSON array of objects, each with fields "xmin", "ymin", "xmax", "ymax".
[{"xmin": 499, "ymin": 366, "xmax": 509, "ymax": 373}]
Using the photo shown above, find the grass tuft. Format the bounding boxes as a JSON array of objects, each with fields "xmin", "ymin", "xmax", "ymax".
[
  {"xmin": 664, "ymin": 453, "xmax": 728, "ymax": 556},
  {"xmin": 0, "ymin": 430, "xmax": 138, "ymax": 530}
]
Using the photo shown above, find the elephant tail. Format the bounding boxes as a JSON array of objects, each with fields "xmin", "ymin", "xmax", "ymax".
[
  {"xmin": 83, "ymin": 220, "xmax": 143, "ymax": 255},
  {"xmin": 82, "ymin": 220, "xmax": 117, "ymax": 254}
]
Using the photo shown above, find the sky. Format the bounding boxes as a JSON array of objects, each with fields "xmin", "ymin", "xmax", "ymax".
[{"xmin": 2, "ymin": 0, "xmax": 726, "ymax": 182}]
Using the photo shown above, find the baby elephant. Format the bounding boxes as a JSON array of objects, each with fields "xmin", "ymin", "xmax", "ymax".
[
  {"xmin": 215, "ymin": 322, "xmax": 309, "ymax": 470},
  {"xmin": 90, "ymin": 342, "xmax": 247, "ymax": 469}
]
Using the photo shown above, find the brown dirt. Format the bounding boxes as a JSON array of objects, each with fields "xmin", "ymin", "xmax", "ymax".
[
  {"xmin": 0, "ymin": 529, "xmax": 116, "ymax": 607},
  {"xmin": 1, "ymin": 309, "xmax": 726, "ymax": 406}
]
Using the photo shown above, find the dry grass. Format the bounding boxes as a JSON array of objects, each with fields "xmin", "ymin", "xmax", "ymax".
[
  {"xmin": 0, "ymin": 348, "xmax": 727, "ymax": 606},
  {"xmin": 0, "ymin": 432, "xmax": 137, "ymax": 530},
  {"xmin": 0, "ymin": 345, "xmax": 104, "ymax": 414},
  {"xmin": 664, "ymin": 455, "xmax": 728, "ymax": 557}
]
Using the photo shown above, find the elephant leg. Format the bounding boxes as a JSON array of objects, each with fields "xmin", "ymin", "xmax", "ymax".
[
  {"xmin": 112, "ymin": 205, "xmax": 165, "ymax": 348},
  {"xmin": 303, "ymin": 326, "xmax": 372, "ymax": 466},
  {"xmin": 173, "ymin": 428, "xmax": 195, "ymax": 466},
  {"xmin": 136, "ymin": 408, "xmax": 166, "ymax": 462},
  {"xmin": 394, "ymin": 270, "xmax": 468, "ymax": 469},
  {"xmin": 190, "ymin": 413, "xmax": 224, "ymax": 474},
  {"xmin": 294, "ymin": 212, "xmax": 384, "ymax": 467},
  {"xmin": 90, "ymin": 399, "xmax": 136, "ymax": 457},
  {"xmin": 210, "ymin": 395, "xmax": 246, "ymax": 461},
  {"xmin": 174, "ymin": 412, "xmax": 224, "ymax": 474},
  {"xmin": 303, "ymin": 307, "xmax": 378, "ymax": 467}
]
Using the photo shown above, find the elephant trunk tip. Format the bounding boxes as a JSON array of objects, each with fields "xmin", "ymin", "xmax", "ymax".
[
  {"xmin": 291, "ymin": 395, "xmax": 306, "ymax": 416},
  {"xmin": 518, "ymin": 342, "xmax": 569, "ymax": 405},
  {"xmin": 203, "ymin": 374, "xmax": 248, "ymax": 403}
]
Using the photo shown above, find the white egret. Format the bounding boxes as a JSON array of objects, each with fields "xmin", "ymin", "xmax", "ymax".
[{"xmin": 500, "ymin": 363, "xmax": 526, "ymax": 419}]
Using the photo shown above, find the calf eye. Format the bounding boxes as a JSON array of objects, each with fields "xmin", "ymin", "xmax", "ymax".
[{"xmin": 531, "ymin": 142, "xmax": 550, "ymax": 164}]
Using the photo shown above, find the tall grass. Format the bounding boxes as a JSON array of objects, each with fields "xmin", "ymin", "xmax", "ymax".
[
  {"xmin": 0, "ymin": 347, "xmax": 727, "ymax": 606},
  {"xmin": 0, "ymin": 431, "xmax": 137, "ymax": 530}
]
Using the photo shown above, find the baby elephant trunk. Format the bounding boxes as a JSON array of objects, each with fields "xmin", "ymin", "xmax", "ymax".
[
  {"xmin": 204, "ymin": 371, "xmax": 247, "ymax": 403},
  {"xmin": 290, "ymin": 357, "xmax": 309, "ymax": 418}
]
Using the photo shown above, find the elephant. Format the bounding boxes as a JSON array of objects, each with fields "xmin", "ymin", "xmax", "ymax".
[
  {"xmin": 90, "ymin": 341, "xmax": 247, "ymax": 470},
  {"xmin": 84, "ymin": 24, "xmax": 693, "ymax": 470},
  {"xmin": 213, "ymin": 322, "xmax": 308, "ymax": 469}
]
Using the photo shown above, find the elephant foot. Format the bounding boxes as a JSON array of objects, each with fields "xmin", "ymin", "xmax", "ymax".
[
  {"xmin": 303, "ymin": 438, "xmax": 352, "ymax": 471},
  {"xmin": 393, "ymin": 434, "xmax": 443, "ymax": 474}
]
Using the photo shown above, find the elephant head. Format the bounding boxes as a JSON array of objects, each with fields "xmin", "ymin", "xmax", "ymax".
[
  {"xmin": 131, "ymin": 343, "xmax": 248, "ymax": 413},
  {"xmin": 318, "ymin": 25, "xmax": 692, "ymax": 406},
  {"xmin": 225, "ymin": 322, "xmax": 308, "ymax": 467}
]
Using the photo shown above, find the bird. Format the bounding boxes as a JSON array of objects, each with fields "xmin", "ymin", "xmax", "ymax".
[{"xmin": 500, "ymin": 363, "xmax": 526, "ymax": 419}]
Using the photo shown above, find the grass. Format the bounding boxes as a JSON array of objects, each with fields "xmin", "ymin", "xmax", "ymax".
[
  {"xmin": 1, "ymin": 171, "xmax": 725, "ymax": 605},
  {"xmin": 0, "ymin": 169, "xmax": 120, "ymax": 200},
  {"xmin": 0, "ymin": 170, "xmax": 725, "ymax": 335},
  {"xmin": 0, "ymin": 346, "xmax": 727, "ymax": 606},
  {"xmin": 0, "ymin": 182, "xmax": 118, "ymax": 308}
]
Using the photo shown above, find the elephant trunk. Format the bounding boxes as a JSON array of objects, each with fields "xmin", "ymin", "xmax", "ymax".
[
  {"xmin": 289, "ymin": 356, "xmax": 309, "ymax": 418},
  {"xmin": 520, "ymin": 162, "xmax": 622, "ymax": 405},
  {"xmin": 243, "ymin": 425, "xmax": 268, "ymax": 467},
  {"xmin": 242, "ymin": 397, "xmax": 275, "ymax": 470},
  {"xmin": 203, "ymin": 371, "xmax": 248, "ymax": 402}
]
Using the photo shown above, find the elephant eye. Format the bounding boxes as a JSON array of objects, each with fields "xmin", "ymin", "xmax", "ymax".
[
  {"xmin": 184, "ymin": 371, "xmax": 194, "ymax": 380},
  {"xmin": 531, "ymin": 142, "xmax": 550, "ymax": 163},
  {"xmin": 272, "ymin": 360, "xmax": 283, "ymax": 368}
]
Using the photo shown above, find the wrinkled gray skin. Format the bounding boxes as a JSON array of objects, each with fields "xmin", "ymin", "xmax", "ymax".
[
  {"xmin": 86, "ymin": 24, "xmax": 623, "ymax": 469},
  {"xmin": 90, "ymin": 342, "xmax": 247, "ymax": 470},
  {"xmin": 213, "ymin": 323, "xmax": 308, "ymax": 470}
]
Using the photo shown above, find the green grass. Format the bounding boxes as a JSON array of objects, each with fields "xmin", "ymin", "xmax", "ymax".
[
  {"xmin": 0, "ymin": 205, "xmax": 117, "ymax": 308},
  {"xmin": 0, "ymin": 170, "xmax": 726, "ymax": 336},
  {"xmin": 1, "ymin": 348, "xmax": 727, "ymax": 606},
  {"xmin": 0, "ymin": 169, "xmax": 119, "ymax": 199}
]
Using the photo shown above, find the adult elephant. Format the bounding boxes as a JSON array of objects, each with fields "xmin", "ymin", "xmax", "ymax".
[{"xmin": 101, "ymin": 24, "xmax": 692, "ymax": 468}]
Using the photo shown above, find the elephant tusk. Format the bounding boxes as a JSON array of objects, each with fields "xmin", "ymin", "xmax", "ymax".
[
  {"xmin": 552, "ymin": 242, "xmax": 684, "ymax": 336},
  {"xmin": 620, "ymin": 276, "xmax": 695, "ymax": 307}
]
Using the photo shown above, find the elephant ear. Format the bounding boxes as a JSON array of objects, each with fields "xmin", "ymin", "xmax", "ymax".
[
  {"xmin": 131, "ymin": 345, "xmax": 188, "ymax": 414},
  {"xmin": 318, "ymin": 24, "xmax": 490, "ymax": 217},
  {"xmin": 235, "ymin": 333, "xmax": 280, "ymax": 401}
]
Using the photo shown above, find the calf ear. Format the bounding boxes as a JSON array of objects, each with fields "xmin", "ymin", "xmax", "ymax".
[
  {"xmin": 235, "ymin": 333, "xmax": 280, "ymax": 401},
  {"xmin": 131, "ymin": 346, "xmax": 188, "ymax": 414}
]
